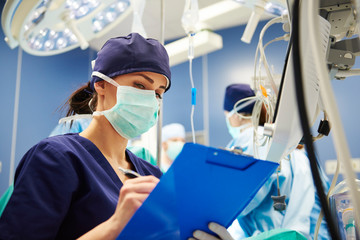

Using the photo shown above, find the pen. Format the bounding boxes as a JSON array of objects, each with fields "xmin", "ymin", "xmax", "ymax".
[{"xmin": 118, "ymin": 166, "xmax": 141, "ymax": 178}]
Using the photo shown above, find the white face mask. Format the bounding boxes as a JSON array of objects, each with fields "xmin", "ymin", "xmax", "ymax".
[
  {"xmin": 225, "ymin": 111, "xmax": 251, "ymax": 140},
  {"xmin": 166, "ymin": 141, "xmax": 185, "ymax": 161},
  {"xmin": 92, "ymin": 71, "xmax": 160, "ymax": 139}
]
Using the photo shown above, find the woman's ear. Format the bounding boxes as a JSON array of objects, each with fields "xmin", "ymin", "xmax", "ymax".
[{"xmin": 94, "ymin": 81, "xmax": 105, "ymax": 95}]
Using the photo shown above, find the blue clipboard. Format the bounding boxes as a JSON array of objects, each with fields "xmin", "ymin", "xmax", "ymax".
[{"xmin": 117, "ymin": 143, "xmax": 278, "ymax": 240}]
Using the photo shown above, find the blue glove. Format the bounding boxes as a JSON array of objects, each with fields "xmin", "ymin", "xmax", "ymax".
[{"xmin": 188, "ymin": 222, "xmax": 235, "ymax": 240}]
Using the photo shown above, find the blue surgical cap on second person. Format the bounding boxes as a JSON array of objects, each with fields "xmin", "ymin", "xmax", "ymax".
[
  {"xmin": 223, "ymin": 83, "xmax": 255, "ymax": 114},
  {"xmin": 90, "ymin": 33, "xmax": 171, "ymax": 91}
]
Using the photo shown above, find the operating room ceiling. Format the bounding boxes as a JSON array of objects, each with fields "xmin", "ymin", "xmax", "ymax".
[{"xmin": 88, "ymin": 0, "xmax": 278, "ymax": 51}]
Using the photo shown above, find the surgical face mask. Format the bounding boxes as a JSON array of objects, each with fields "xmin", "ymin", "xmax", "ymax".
[
  {"xmin": 92, "ymin": 71, "xmax": 159, "ymax": 139},
  {"xmin": 166, "ymin": 141, "xmax": 185, "ymax": 161},
  {"xmin": 225, "ymin": 114, "xmax": 251, "ymax": 140}
]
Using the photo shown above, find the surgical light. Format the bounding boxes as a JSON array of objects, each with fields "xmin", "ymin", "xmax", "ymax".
[
  {"xmin": 264, "ymin": 2, "xmax": 287, "ymax": 16},
  {"xmin": 231, "ymin": 0, "xmax": 287, "ymax": 43},
  {"xmin": 1, "ymin": 0, "xmax": 132, "ymax": 56},
  {"xmin": 234, "ymin": 0, "xmax": 286, "ymax": 16}
]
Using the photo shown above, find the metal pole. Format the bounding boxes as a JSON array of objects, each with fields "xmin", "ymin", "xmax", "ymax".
[
  {"xmin": 9, "ymin": 47, "xmax": 22, "ymax": 186},
  {"xmin": 202, "ymin": 54, "xmax": 209, "ymax": 145},
  {"xmin": 156, "ymin": 0, "xmax": 166, "ymax": 167}
]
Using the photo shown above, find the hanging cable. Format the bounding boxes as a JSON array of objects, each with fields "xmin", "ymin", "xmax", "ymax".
[
  {"xmin": 253, "ymin": 14, "xmax": 289, "ymax": 100},
  {"xmin": 182, "ymin": 0, "xmax": 199, "ymax": 143},
  {"xmin": 253, "ymin": 15, "xmax": 285, "ymax": 96},
  {"xmin": 304, "ymin": 0, "xmax": 360, "ymax": 235},
  {"xmin": 263, "ymin": 34, "xmax": 289, "ymax": 50},
  {"xmin": 252, "ymin": 29, "xmax": 287, "ymax": 158},
  {"xmin": 189, "ymin": 34, "xmax": 196, "ymax": 143},
  {"xmin": 291, "ymin": 0, "xmax": 340, "ymax": 238},
  {"xmin": 9, "ymin": 47, "xmax": 23, "ymax": 186},
  {"xmin": 251, "ymin": 15, "xmax": 290, "ymax": 157},
  {"xmin": 314, "ymin": 156, "xmax": 340, "ymax": 240}
]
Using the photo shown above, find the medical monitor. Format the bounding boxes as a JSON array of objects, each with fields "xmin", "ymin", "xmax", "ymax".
[{"xmin": 265, "ymin": 14, "xmax": 331, "ymax": 162}]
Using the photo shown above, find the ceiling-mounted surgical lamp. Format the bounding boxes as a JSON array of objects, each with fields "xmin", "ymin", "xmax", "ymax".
[
  {"xmin": 234, "ymin": 0, "xmax": 287, "ymax": 43},
  {"xmin": 1, "ymin": 0, "xmax": 132, "ymax": 56}
]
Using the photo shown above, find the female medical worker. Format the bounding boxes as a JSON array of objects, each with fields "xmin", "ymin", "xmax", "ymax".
[
  {"xmin": 0, "ymin": 33, "xmax": 170, "ymax": 239},
  {"xmin": 222, "ymin": 84, "xmax": 330, "ymax": 240}
]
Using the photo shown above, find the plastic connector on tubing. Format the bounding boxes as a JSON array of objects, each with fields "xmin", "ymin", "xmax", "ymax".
[
  {"xmin": 188, "ymin": 33, "xmax": 195, "ymax": 60},
  {"xmin": 281, "ymin": 13, "xmax": 289, "ymax": 24},
  {"xmin": 192, "ymin": 88, "xmax": 197, "ymax": 105},
  {"xmin": 281, "ymin": 13, "xmax": 290, "ymax": 34},
  {"xmin": 283, "ymin": 33, "xmax": 290, "ymax": 41}
]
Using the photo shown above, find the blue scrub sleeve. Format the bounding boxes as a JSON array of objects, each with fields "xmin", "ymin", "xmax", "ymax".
[
  {"xmin": 238, "ymin": 169, "xmax": 282, "ymax": 217},
  {"xmin": 281, "ymin": 150, "xmax": 315, "ymax": 238},
  {"xmin": 0, "ymin": 141, "xmax": 79, "ymax": 239}
]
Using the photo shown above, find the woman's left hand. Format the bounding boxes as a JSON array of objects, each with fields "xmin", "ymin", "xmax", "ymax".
[{"xmin": 188, "ymin": 222, "xmax": 235, "ymax": 240}]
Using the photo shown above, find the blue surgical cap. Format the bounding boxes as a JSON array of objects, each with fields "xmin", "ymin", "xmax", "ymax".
[
  {"xmin": 90, "ymin": 33, "xmax": 171, "ymax": 91},
  {"xmin": 223, "ymin": 83, "xmax": 255, "ymax": 114}
]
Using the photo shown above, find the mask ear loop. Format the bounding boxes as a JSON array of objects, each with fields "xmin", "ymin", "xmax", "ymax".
[
  {"xmin": 92, "ymin": 71, "xmax": 121, "ymax": 87},
  {"xmin": 90, "ymin": 71, "xmax": 117, "ymax": 117},
  {"xmin": 88, "ymin": 97, "xmax": 95, "ymax": 113},
  {"xmin": 89, "ymin": 94, "xmax": 105, "ymax": 117}
]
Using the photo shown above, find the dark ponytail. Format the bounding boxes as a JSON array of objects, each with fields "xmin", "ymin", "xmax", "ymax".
[{"xmin": 65, "ymin": 82, "xmax": 98, "ymax": 117}]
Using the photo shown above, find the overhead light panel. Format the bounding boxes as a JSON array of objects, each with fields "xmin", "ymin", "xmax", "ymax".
[
  {"xmin": 165, "ymin": 30, "xmax": 223, "ymax": 67},
  {"xmin": 199, "ymin": 0, "xmax": 244, "ymax": 28},
  {"xmin": 1, "ymin": 0, "xmax": 132, "ymax": 56}
]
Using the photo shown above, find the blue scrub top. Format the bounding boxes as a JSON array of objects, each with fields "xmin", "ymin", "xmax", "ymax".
[
  {"xmin": 0, "ymin": 133, "xmax": 162, "ymax": 240},
  {"xmin": 226, "ymin": 127, "xmax": 330, "ymax": 240}
]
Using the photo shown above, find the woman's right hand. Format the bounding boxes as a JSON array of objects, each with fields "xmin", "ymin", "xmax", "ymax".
[
  {"xmin": 77, "ymin": 175, "xmax": 159, "ymax": 240},
  {"xmin": 110, "ymin": 175, "xmax": 160, "ymax": 237}
]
